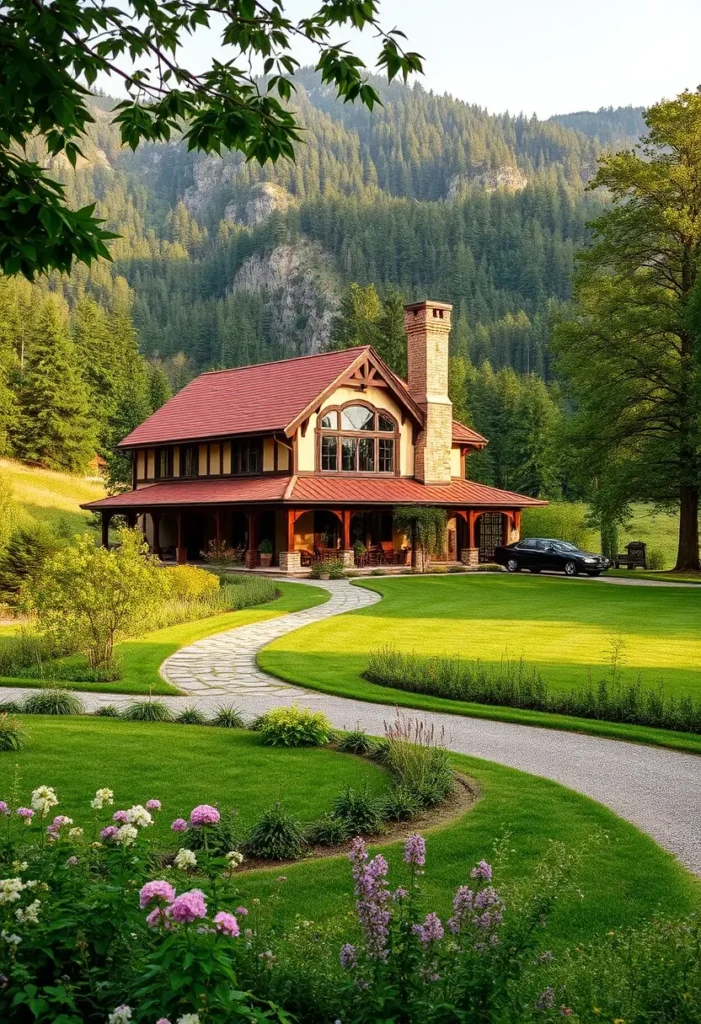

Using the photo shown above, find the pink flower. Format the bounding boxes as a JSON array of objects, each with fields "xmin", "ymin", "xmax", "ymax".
[
  {"xmin": 139, "ymin": 880, "xmax": 175, "ymax": 909},
  {"xmin": 214, "ymin": 911, "xmax": 239, "ymax": 937},
  {"xmin": 113, "ymin": 810, "xmax": 129, "ymax": 824},
  {"xmin": 235, "ymin": 906, "xmax": 249, "ymax": 916},
  {"xmin": 167, "ymin": 889, "xmax": 207, "ymax": 924},
  {"xmin": 0, "ymin": 801, "xmax": 9, "ymax": 815},
  {"xmin": 471, "ymin": 860, "xmax": 493, "ymax": 881},
  {"xmin": 145, "ymin": 799, "xmax": 161, "ymax": 811},
  {"xmin": 155, "ymin": 1019, "xmax": 171, "ymax": 1024},
  {"xmin": 146, "ymin": 907, "xmax": 168, "ymax": 928},
  {"xmin": 17, "ymin": 807, "xmax": 34, "ymax": 819},
  {"xmin": 189, "ymin": 804, "xmax": 220, "ymax": 826},
  {"xmin": 101, "ymin": 826, "xmax": 119, "ymax": 841},
  {"xmin": 170, "ymin": 818, "xmax": 188, "ymax": 833},
  {"xmin": 65, "ymin": 856, "xmax": 78, "ymax": 867}
]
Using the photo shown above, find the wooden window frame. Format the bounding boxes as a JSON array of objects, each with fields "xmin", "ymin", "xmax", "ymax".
[{"xmin": 316, "ymin": 400, "xmax": 400, "ymax": 476}]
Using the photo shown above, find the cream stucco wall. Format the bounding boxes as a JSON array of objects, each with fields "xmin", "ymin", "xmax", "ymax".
[
  {"xmin": 450, "ymin": 445, "xmax": 463, "ymax": 479},
  {"xmin": 294, "ymin": 385, "xmax": 415, "ymax": 476}
]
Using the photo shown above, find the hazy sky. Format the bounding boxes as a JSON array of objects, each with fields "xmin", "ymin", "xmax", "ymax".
[{"xmin": 166, "ymin": 0, "xmax": 701, "ymax": 119}]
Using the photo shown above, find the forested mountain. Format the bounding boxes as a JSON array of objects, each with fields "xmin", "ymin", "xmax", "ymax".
[{"xmin": 0, "ymin": 71, "xmax": 646, "ymax": 483}]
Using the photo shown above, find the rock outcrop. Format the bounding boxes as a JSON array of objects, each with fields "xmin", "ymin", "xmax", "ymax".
[
  {"xmin": 446, "ymin": 165, "xmax": 528, "ymax": 198},
  {"xmin": 224, "ymin": 182, "xmax": 296, "ymax": 227},
  {"xmin": 231, "ymin": 239, "xmax": 340, "ymax": 353}
]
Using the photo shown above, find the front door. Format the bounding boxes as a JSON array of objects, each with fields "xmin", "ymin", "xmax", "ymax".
[{"xmin": 477, "ymin": 513, "xmax": 503, "ymax": 563}]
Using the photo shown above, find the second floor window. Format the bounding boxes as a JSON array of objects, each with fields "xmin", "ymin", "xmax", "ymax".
[{"xmin": 318, "ymin": 403, "xmax": 398, "ymax": 475}]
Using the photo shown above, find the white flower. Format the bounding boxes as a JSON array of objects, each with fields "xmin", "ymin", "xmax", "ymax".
[
  {"xmin": 91, "ymin": 788, "xmax": 114, "ymax": 810},
  {"xmin": 225, "ymin": 850, "xmax": 244, "ymax": 865},
  {"xmin": 114, "ymin": 824, "xmax": 139, "ymax": 847},
  {"xmin": 107, "ymin": 1006, "xmax": 132, "ymax": 1024},
  {"xmin": 0, "ymin": 878, "xmax": 24, "ymax": 904},
  {"xmin": 1, "ymin": 930, "xmax": 22, "ymax": 945},
  {"xmin": 31, "ymin": 786, "xmax": 58, "ymax": 818},
  {"xmin": 68, "ymin": 827, "xmax": 84, "ymax": 840},
  {"xmin": 15, "ymin": 899, "xmax": 41, "ymax": 925},
  {"xmin": 125, "ymin": 804, "xmax": 153, "ymax": 829},
  {"xmin": 174, "ymin": 848, "xmax": 197, "ymax": 871},
  {"xmin": 176, "ymin": 1014, "xmax": 200, "ymax": 1024},
  {"xmin": 11, "ymin": 861, "xmax": 28, "ymax": 872}
]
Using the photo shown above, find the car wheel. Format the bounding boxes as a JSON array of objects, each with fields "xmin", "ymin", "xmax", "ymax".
[
  {"xmin": 564, "ymin": 560, "xmax": 578, "ymax": 577},
  {"xmin": 506, "ymin": 559, "xmax": 520, "ymax": 573}
]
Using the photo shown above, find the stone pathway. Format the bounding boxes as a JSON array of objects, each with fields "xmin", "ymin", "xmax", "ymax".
[
  {"xmin": 160, "ymin": 579, "xmax": 380, "ymax": 698},
  {"xmin": 3, "ymin": 578, "xmax": 700, "ymax": 874}
]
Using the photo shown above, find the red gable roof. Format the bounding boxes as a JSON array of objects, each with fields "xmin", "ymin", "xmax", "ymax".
[
  {"xmin": 83, "ymin": 475, "xmax": 545, "ymax": 510},
  {"xmin": 452, "ymin": 421, "xmax": 487, "ymax": 446},
  {"xmin": 119, "ymin": 347, "xmax": 371, "ymax": 448}
]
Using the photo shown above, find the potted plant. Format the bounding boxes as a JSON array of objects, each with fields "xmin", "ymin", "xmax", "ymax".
[
  {"xmin": 353, "ymin": 540, "xmax": 367, "ymax": 565},
  {"xmin": 258, "ymin": 538, "xmax": 273, "ymax": 567}
]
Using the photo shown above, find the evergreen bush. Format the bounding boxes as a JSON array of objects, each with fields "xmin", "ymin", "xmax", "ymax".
[
  {"xmin": 258, "ymin": 705, "xmax": 331, "ymax": 747},
  {"xmin": 331, "ymin": 783, "xmax": 385, "ymax": 836},
  {"xmin": 0, "ymin": 523, "xmax": 61, "ymax": 605},
  {"xmin": 23, "ymin": 688, "xmax": 84, "ymax": 716},
  {"xmin": 246, "ymin": 801, "xmax": 306, "ymax": 860},
  {"xmin": 305, "ymin": 813, "xmax": 350, "ymax": 846}
]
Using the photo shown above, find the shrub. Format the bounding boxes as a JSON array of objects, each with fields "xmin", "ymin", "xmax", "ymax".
[
  {"xmin": 200, "ymin": 538, "xmax": 244, "ymax": 565},
  {"xmin": 368, "ymin": 647, "xmax": 701, "ymax": 734},
  {"xmin": 23, "ymin": 688, "xmax": 84, "ymax": 716},
  {"xmin": 325, "ymin": 558, "xmax": 346, "ymax": 579},
  {"xmin": 121, "ymin": 699, "xmax": 173, "ymax": 722},
  {"xmin": 93, "ymin": 704, "xmax": 120, "ymax": 717},
  {"xmin": 246, "ymin": 801, "xmax": 306, "ymax": 860},
  {"xmin": 33, "ymin": 527, "xmax": 167, "ymax": 669},
  {"xmin": 176, "ymin": 706, "xmax": 208, "ymax": 725},
  {"xmin": 382, "ymin": 715, "xmax": 455, "ymax": 808},
  {"xmin": 308, "ymin": 562, "xmax": 326, "ymax": 579},
  {"xmin": 331, "ymin": 782, "xmax": 385, "ymax": 836},
  {"xmin": 337, "ymin": 728, "xmax": 375, "ymax": 755},
  {"xmin": 383, "ymin": 785, "xmax": 420, "ymax": 822},
  {"xmin": 258, "ymin": 538, "xmax": 273, "ymax": 555},
  {"xmin": 305, "ymin": 813, "xmax": 350, "ymax": 846},
  {"xmin": 212, "ymin": 704, "xmax": 245, "ymax": 728},
  {"xmin": 448, "ymin": 564, "xmax": 466, "ymax": 573},
  {"xmin": 0, "ymin": 523, "xmax": 61, "ymax": 606},
  {"xmin": 370, "ymin": 568, "xmax": 387, "ymax": 576},
  {"xmin": 393, "ymin": 506, "xmax": 447, "ymax": 573},
  {"xmin": 521, "ymin": 501, "xmax": 594, "ymax": 550},
  {"xmin": 258, "ymin": 705, "xmax": 332, "ymax": 747},
  {"xmin": 162, "ymin": 564, "xmax": 220, "ymax": 600},
  {"xmin": 0, "ymin": 471, "xmax": 19, "ymax": 552},
  {"xmin": 647, "ymin": 548, "xmax": 666, "ymax": 570},
  {"xmin": 0, "ymin": 699, "xmax": 22, "ymax": 713},
  {"xmin": 0, "ymin": 713, "xmax": 25, "ymax": 751},
  {"xmin": 0, "ymin": 627, "xmax": 60, "ymax": 677}
]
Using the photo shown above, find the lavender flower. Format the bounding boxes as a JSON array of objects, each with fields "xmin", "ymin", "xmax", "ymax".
[
  {"xmin": 403, "ymin": 833, "xmax": 426, "ymax": 868},
  {"xmin": 471, "ymin": 860, "xmax": 493, "ymax": 881},
  {"xmin": 349, "ymin": 838, "xmax": 391, "ymax": 960},
  {"xmin": 534, "ymin": 988, "xmax": 555, "ymax": 1012},
  {"xmin": 340, "ymin": 942, "xmax": 357, "ymax": 970},
  {"xmin": 447, "ymin": 885, "xmax": 474, "ymax": 933},
  {"xmin": 413, "ymin": 912, "xmax": 444, "ymax": 944}
]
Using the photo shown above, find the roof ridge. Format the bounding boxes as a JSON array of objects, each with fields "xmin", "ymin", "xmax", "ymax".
[{"xmin": 197, "ymin": 346, "xmax": 371, "ymax": 377}]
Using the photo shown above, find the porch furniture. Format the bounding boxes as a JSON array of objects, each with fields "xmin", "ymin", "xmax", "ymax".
[{"xmin": 613, "ymin": 541, "xmax": 647, "ymax": 569}]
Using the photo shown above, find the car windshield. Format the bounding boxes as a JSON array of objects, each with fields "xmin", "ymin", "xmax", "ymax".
[{"xmin": 549, "ymin": 540, "xmax": 578, "ymax": 551}]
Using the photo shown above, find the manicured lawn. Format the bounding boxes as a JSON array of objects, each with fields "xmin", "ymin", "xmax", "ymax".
[
  {"xmin": 259, "ymin": 575, "xmax": 701, "ymax": 752},
  {"xmin": 0, "ymin": 718, "xmax": 388, "ymax": 833},
  {"xmin": 0, "ymin": 582, "xmax": 329, "ymax": 695},
  {"xmin": 1, "ymin": 719, "xmax": 697, "ymax": 948},
  {"xmin": 235, "ymin": 751, "xmax": 700, "ymax": 946}
]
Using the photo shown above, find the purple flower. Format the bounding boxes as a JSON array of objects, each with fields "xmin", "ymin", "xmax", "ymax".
[
  {"xmin": 17, "ymin": 807, "xmax": 33, "ymax": 820},
  {"xmin": 167, "ymin": 888, "xmax": 207, "ymax": 924},
  {"xmin": 145, "ymin": 799, "xmax": 161, "ymax": 811},
  {"xmin": 0, "ymin": 801, "xmax": 9, "ymax": 815},
  {"xmin": 100, "ymin": 826, "xmax": 119, "ymax": 841},
  {"xmin": 146, "ymin": 907, "xmax": 168, "ymax": 929},
  {"xmin": 139, "ymin": 880, "xmax": 176, "ymax": 909},
  {"xmin": 214, "ymin": 911, "xmax": 239, "ymax": 937},
  {"xmin": 189, "ymin": 804, "xmax": 220, "ymax": 826},
  {"xmin": 349, "ymin": 838, "xmax": 391, "ymax": 960},
  {"xmin": 534, "ymin": 987, "xmax": 555, "ymax": 1011},
  {"xmin": 403, "ymin": 833, "xmax": 426, "ymax": 868},
  {"xmin": 65, "ymin": 856, "xmax": 78, "ymax": 867},
  {"xmin": 339, "ymin": 943, "xmax": 357, "ymax": 970},
  {"xmin": 235, "ymin": 906, "xmax": 249, "ymax": 916},
  {"xmin": 113, "ymin": 810, "xmax": 129, "ymax": 824},
  {"xmin": 170, "ymin": 818, "xmax": 188, "ymax": 833},
  {"xmin": 393, "ymin": 887, "xmax": 409, "ymax": 901},
  {"xmin": 471, "ymin": 859, "xmax": 492, "ymax": 881},
  {"xmin": 448, "ymin": 885, "xmax": 474, "ymax": 933},
  {"xmin": 413, "ymin": 912, "xmax": 444, "ymax": 944}
]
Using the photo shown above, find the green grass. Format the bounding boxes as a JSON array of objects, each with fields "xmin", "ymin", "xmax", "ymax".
[
  {"xmin": 1, "ymin": 719, "xmax": 697, "ymax": 947},
  {"xmin": 0, "ymin": 458, "xmax": 105, "ymax": 537},
  {"xmin": 238, "ymin": 751, "xmax": 699, "ymax": 946},
  {"xmin": 609, "ymin": 569, "xmax": 701, "ymax": 584},
  {"xmin": 259, "ymin": 575, "xmax": 701, "ymax": 753},
  {"xmin": 0, "ymin": 583, "xmax": 329, "ymax": 695},
  {"xmin": 0, "ymin": 718, "xmax": 389, "ymax": 834}
]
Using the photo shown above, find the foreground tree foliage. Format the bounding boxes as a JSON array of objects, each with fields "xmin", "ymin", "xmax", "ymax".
[
  {"xmin": 555, "ymin": 90, "xmax": 701, "ymax": 570},
  {"xmin": 0, "ymin": 0, "xmax": 421, "ymax": 278}
]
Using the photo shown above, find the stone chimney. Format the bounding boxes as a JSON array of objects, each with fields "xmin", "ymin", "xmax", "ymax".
[{"xmin": 404, "ymin": 299, "xmax": 453, "ymax": 484}]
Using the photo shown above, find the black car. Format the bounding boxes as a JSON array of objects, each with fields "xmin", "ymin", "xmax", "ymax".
[{"xmin": 494, "ymin": 538, "xmax": 611, "ymax": 577}]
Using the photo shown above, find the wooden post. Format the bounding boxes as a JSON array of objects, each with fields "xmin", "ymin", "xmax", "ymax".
[
  {"xmin": 514, "ymin": 510, "xmax": 522, "ymax": 540},
  {"xmin": 287, "ymin": 509, "xmax": 296, "ymax": 551},
  {"xmin": 151, "ymin": 511, "xmax": 162, "ymax": 558},
  {"xmin": 125, "ymin": 511, "xmax": 137, "ymax": 529},
  {"xmin": 342, "ymin": 509, "xmax": 352, "ymax": 550},
  {"xmin": 245, "ymin": 510, "xmax": 259, "ymax": 568},
  {"xmin": 176, "ymin": 511, "xmax": 187, "ymax": 564},
  {"xmin": 468, "ymin": 510, "xmax": 477, "ymax": 549},
  {"xmin": 501, "ymin": 513, "xmax": 511, "ymax": 546},
  {"xmin": 101, "ymin": 512, "xmax": 111, "ymax": 549}
]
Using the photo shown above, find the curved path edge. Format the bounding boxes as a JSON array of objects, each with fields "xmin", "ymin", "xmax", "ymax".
[{"xmin": 3, "ymin": 579, "xmax": 700, "ymax": 875}]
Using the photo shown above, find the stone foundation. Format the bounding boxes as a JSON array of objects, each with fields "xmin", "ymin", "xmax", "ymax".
[
  {"xmin": 244, "ymin": 549, "xmax": 259, "ymax": 569},
  {"xmin": 340, "ymin": 549, "xmax": 355, "ymax": 568},
  {"xmin": 278, "ymin": 551, "xmax": 302, "ymax": 573},
  {"xmin": 461, "ymin": 547, "xmax": 480, "ymax": 567}
]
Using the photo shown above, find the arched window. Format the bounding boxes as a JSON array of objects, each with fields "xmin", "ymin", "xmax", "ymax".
[{"xmin": 317, "ymin": 402, "xmax": 399, "ymax": 475}]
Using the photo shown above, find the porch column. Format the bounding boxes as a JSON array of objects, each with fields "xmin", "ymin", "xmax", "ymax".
[
  {"xmin": 279, "ymin": 509, "xmax": 302, "ymax": 574},
  {"xmin": 501, "ymin": 513, "xmax": 511, "ymax": 546},
  {"xmin": 245, "ymin": 510, "xmax": 259, "ymax": 568},
  {"xmin": 513, "ymin": 510, "xmax": 522, "ymax": 541},
  {"xmin": 151, "ymin": 511, "xmax": 162, "ymax": 558},
  {"xmin": 340, "ymin": 508, "xmax": 354, "ymax": 567},
  {"xmin": 125, "ymin": 511, "xmax": 137, "ymax": 529},
  {"xmin": 101, "ymin": 511, "xmax": 112, "ymax": 549},
  {"xmin": 215, "ymin": 509, "xmax": 223, "ymax": 546},
  {"xmin": 176, "ymin": 511, "xmax": 187, "ymax": 564},
  {"xmin": 460, "ymin": 510, "xmax": 480, "ymax": 567}
]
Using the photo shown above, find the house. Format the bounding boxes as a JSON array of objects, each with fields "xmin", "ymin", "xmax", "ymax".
[{"xmin": 83, "ymin": 300, "xmax": 546, "ymax": 570}]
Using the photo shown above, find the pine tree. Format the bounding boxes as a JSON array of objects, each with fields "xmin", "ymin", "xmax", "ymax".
[
  {"xmin": 148, "ymin": 362, "xmax": 173, "ymax": 409},
  {"xmin": 16, "ymin": 296, "xmax": 96, "ymax": 472},
  {"xmin": 376, "ymin": 289, "xmax": 407, "ymax": 377}
]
